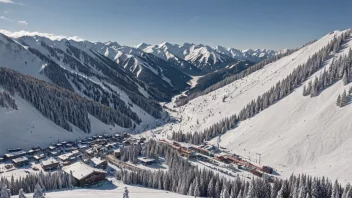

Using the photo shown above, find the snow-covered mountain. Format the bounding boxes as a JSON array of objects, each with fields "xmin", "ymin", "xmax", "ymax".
[
  {"xmin": 146, "ymin": 29, "xmax": 352, "ymax": 182},
  {"xmin": 137, "ymin": 42, "xmax": 275, "ymax": 74},
  {"xmin": 0, "ymin": 32, "xmax": 170, "ymax": 153}
]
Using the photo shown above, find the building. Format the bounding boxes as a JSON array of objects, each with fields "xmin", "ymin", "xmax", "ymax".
[
  {"xmin": 41, "ymin": 158, "xmax": 60, "ymax": 171},
  {"xmin": 33, "ymin": 154, "xmax": 46, "ymax": 161},
  {"xmin": 137, "ymin": 157, "xmax": 156, "ymax": 165},
  {"xmin": 113, "ymin": 149, "xmax": 121, "ymax": 158},
  {"xmin": 12, "ymin": 156, "xmax": 29, "ymax": 167},
  {"xmin": 63, "ymin": 162, "xmax": 107, "ymax": 187},
  {"xmin": 4, "ymin": 150, "xmax": 27, "ymax": 159},
  {"xmin": 89, "ymin": 157, "xmax": 108, "ymax": 169}
]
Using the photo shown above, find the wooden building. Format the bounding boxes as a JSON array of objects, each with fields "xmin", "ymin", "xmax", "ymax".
[
  {"xmin": 63, "ymin": 162, "xmax": 107, "ymax": 187},
  {"xmin": 41, "ymin": 158, "xmax": 60, "ymax": 171},
  {"xmin": 4, "ymin": 150, "xmax": 27, "ymax": 159},
  {"xmin": 89, "ymin": 157, "xmax": 108, "ymax": 169},
  {"xmin": 12, "ymin": 156, "xmax": 29, "ymax": 167},
  {"xmin": 137, "ymin": 157, "xmax": 156, "ymax": 165}
]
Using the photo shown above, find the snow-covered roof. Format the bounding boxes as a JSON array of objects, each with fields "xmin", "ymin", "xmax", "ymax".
[
  {"xmin": 90, "ymin": 157, "xmax": 106, "ymax": 166},
  {"xmin": 63, "ymin": 161, "xmax": 106, "ymax": 180},
  {"xmin": 5, "ymin": 150, "xmax": 26, "ymax": 158},
  {"xmin": 12, "ymin": 156, "xmax": 28, "ymax": 163},
  {"xmin": 41, "ymin": 158, "xmax": 59, "ymax": 166},
  {"xmin": 58, "ymin": 153, "xmax": 73, "ymax": 161},
  {"xmin": 137, "ymin": 157, "xmax": 155, "ymax": 163}
]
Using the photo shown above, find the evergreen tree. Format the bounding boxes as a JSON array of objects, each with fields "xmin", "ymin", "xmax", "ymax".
[
  {"xmin": 337, "ymin": 94, "xmax": 342, "ymax": 107},
  {"xmin": 32, "ymin": 183, "xmax": 44, "ymax": 198},
  {"xmin": 18, "ymin": 189, "xmax": 26, "ymax": 198}
]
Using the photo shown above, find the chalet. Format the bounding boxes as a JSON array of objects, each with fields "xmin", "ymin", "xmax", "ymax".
[
  {"xmin": 261, "ymin": 166, "xmax": 273, "ymax": 174},
  {"xmin": 8, "ymin": 148, "xmax": 22, "ymax": 152},
  {"xmin": 180, "ymin": 148, "xmax": 196, "ymax": 159},
  {"xmin": 138, "ymin": 157, "xmax": 156, "ymax": 165},
  {"xmin": 33, "ymin": 154, "xmax": 46, "ymax": 161},
  {"xmin": 123, "ymin": 133, "xmax": 131, "ymax": 138},
  {"xmin": 4, "ymin": 150, "xmax": 27, "ymax": 159},
  {"xmin": 12, "ymin": 156, "xmax": 29, "ymax": 167},
  {"xmin": 106, "ymin": 143, "xmax": 118, "ymax": 150},
  {"xmin": 48, "ymin": 146, "xmax": 56, "ymax": 150},
  {"xmin": 0, "ymin": 158, "xmax": 4, "ymax": 163},
  {"xmin": 114, "ymin": 134, "xmax": 123, "ymax": 142},
  {"xmin": 189, "ymin": 147, "xmax": 214, "ymax": 157},
  {"xmin": 49, "ymin": 151, "xmax": 60, "ymax": 156},
  {"xmin": 85, "ymin": 148, "xmax": 95, "ymax": 157},
  {"xmin": 63, "ymin": 162, "xmax": 107, "ymax": 187},
  {"xmin": 41, "ymin": 158, "xmax": 60, "ymax": 171},
  {"xmin": 89, "ymin": 157, "xmax": 108, "ymax": 169},
  {"xmin": 113, "ymin": 149, "xmax": 121, "ymax": 158},
  {"xmin": 58, "ymin": 150, "xmax": 79, "ymax": 162}
]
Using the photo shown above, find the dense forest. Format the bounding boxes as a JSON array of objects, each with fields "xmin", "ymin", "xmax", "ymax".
[{"xmin": 0, "ymin": 68, "xmax": 135, "ymax": 133}]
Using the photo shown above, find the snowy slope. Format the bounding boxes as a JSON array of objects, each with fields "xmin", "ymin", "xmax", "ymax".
[
  {"xmin": 144, "ymin": 30, "xmax": 352, "ymax": 182},
  {"xmin": 0, "ymin": 87, "xmax": 127, "ymax": 154},
  {"xmin": 11, "ymin": 178, "xmax": 189, "ymax": 198},
  {"xmin": 212, "ymin": 33, "xmax": 352, "ymax": 183},
  {"xmin": 164, "ymin": 30, "xmax": 343, "ymax": 133},
  {"xmin": 0, "ymin": 32, "xmax": 162, "ymax": 122}
]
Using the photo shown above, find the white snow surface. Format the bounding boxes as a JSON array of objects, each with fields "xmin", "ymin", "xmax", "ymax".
[
  {"xmin": 11, "ymin": 178, "xmax": 189, "ymax": 198},
  {"xmin": 146, "ymin": 29, "xmax": 352, "ymax": 183}
]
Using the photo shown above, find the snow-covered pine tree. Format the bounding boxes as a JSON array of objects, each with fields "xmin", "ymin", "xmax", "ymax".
[
  {"xmin": 194, "ymin": 177, "xmax": 201, "ymax": 198},
  {"xmin": 32, "ymin": 183, "xmax": 44, "ymax": 198},
  {"xmin": 341, "ymin": 90, "xmax": 347, "ymax": 107},
  {"xmin": 343, "ymin": 70, "xmax": 349, "ymax": 85},
  {"xmin": 337, "ymin": 94, "xmax": 342, "ymax": 107},
  {"xmin": 18, "ymin": 188, "xmax": 26, "ymax": 198}
]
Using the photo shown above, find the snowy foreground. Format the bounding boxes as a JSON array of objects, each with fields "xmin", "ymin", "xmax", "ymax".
[{"xmin": 11, "ymin": 178, "xmax": 189, "ymax": 198}]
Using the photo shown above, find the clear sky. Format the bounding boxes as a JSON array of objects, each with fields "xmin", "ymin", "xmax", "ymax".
[{"xmin": 0, "ymin": 0, "xmax": 351, "ymax": 50}]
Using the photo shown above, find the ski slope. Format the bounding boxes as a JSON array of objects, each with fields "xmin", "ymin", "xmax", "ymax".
[
  {"xmin": 163, "ymin": 30, "xmax": 345, "ymax": 134},
  {"xmin": 146, "ymin": 29, "xmax": 352, "ymax": 182},
  {"xmin": 211, "ymin": 33, "xmax": 352, "ymax": 183}
]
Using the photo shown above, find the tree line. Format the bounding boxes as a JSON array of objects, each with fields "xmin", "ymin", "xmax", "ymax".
[
  {"xmin": 0, "ymin": 68, "xmax": 134, "ymax": 133},
  {"xmin": 0, "ymin": 169, "xmax": 76, "ymax": 197},
  {"xmin": 0, "ymin": 91, "xmax": 17, "ymax": 110}
]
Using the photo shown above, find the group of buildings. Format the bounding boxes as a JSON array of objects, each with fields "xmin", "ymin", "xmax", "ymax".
[{"xmin": 0, "ymin": 133, "xmax": 147, "ymax": 187}]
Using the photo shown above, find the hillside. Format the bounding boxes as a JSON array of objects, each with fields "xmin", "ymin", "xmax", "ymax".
[{"xmin": 147, "ymin": 29, "xmax": 352, "ymax": 182}]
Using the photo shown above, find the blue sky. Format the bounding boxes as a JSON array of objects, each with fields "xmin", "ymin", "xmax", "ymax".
[{"xmin": 0, "ymin": 0, "xmax": 351, "ymax": 50}]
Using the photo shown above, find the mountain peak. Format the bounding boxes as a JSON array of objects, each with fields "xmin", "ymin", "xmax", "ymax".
[{"xmin": 136, "ymin": 42, "xmax": 150, "ymax": 49}]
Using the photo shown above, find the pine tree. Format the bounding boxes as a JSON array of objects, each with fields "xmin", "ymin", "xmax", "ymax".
[
  {"xmin": 246, "ymin": 179, "xmax": 256, "ymax": 198},
  {"xmin": 194, "ymin": 177, "xmax": 201, "ymax": 198},
  {"xmin": 32, "ymin": 183, "xmax": 44, "ymax": 198},
  {"xmin": 337, "ymin": 94, "xmax": 342, "ymax": 107},
  {"xmin": 343, "ymin": 70, "xmax": 349, "ymax": 85},
  {"xmin": 18, "ymin": 188, "xmax": 26, "ymax": 198},
  {"xmin": 331, "ymin": 180, "xmax": 340, "ymax": 198},
  {"xmin": 0, "ymin": 184, "xmax": 10, "ymax": 198},
  {"xmin": 341, "ymin": 90, "xmax": 347, "ymax": 107}
]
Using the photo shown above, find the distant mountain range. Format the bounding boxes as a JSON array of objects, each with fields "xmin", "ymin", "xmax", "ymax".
[{"xmin": 0, "ymin": 30, "xmax": 277, "ymax": 102}]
